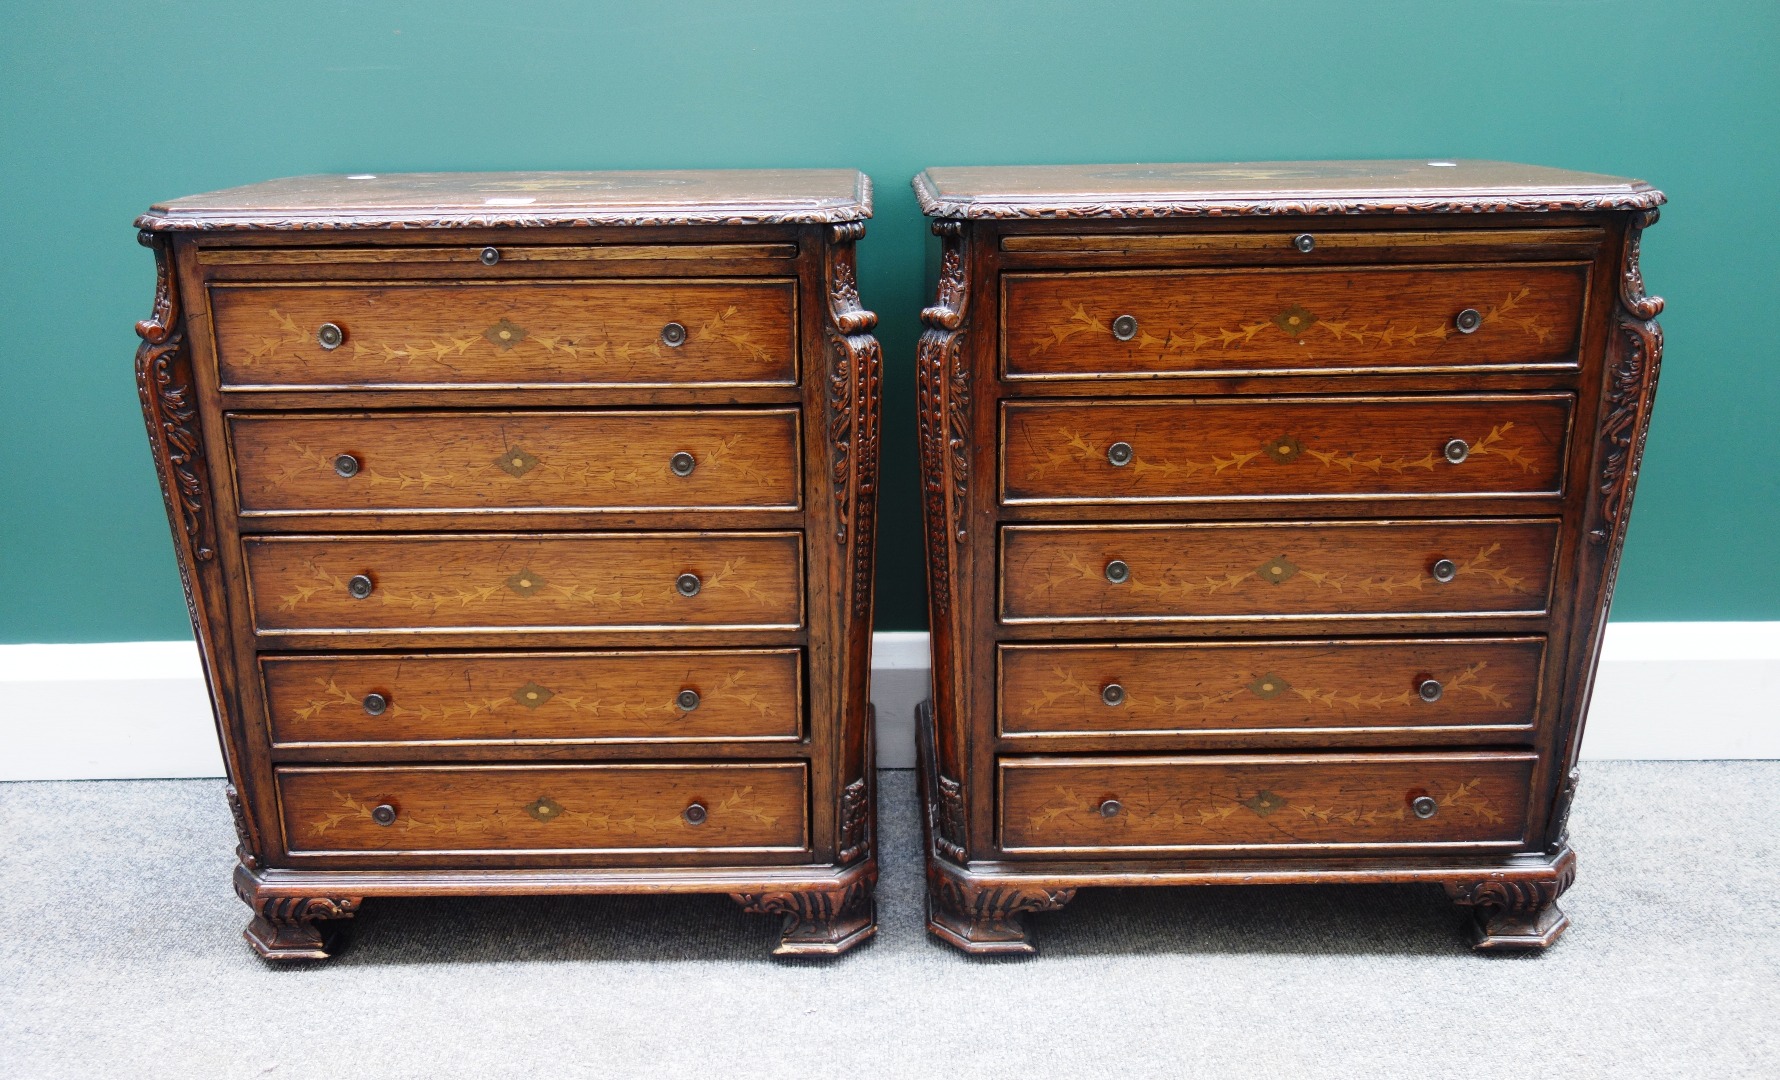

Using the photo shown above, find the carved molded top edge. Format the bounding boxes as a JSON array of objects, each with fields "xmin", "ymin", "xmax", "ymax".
[{"xmin": 138, "ymin": 170, "xmax": 872, "ymax": 231}]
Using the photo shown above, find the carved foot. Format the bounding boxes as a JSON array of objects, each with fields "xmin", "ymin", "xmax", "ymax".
[
  {"xmin": 926, "ymin": 863, "xmax": 1076, "ymax": 955},
  {"xmin": 1446, "ymin": 853, "xmax": 1576, "ymax": 951},
  {"xmin": 234, "ymin": 865, "xmax": 361, "ymax": 961},
  {"xmin": 731, "ymin": 867, "xmax": 877, "ymax": 957}
]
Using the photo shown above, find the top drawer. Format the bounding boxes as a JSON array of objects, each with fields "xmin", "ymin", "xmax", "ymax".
[
  {"xmin": 1002, "ymin": 263, "xmax": 1589, "ymax": 380},
  {"xmin": 209, "ymin": 279, "xmax": 798, "ymax": 391}
]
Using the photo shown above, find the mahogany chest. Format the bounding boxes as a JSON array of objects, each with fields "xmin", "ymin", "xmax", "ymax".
[
  {"xmin": 912, "ymin": 160, "xmax": 1664, "ymax": 952},
  {"xmin": 135, "ymin": 170, "xmax": 883, "ymax": 958}
]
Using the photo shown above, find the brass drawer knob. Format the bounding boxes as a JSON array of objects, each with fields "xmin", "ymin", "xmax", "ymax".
[
  {"xmin": 683, "ymin": 802, "xmax": 708, "ymax": 825},
  {"xmin": 1443, "ymin": 438, "xmax": 1470, "ymax": 464},
  {"xmin": 1101, "ymin": 683, "xmax": 1126, "ymax": 707},
  {"xmin": 362, "ymin": 692, "xmax": 388, "ymax": 716},
  {"xmin": 1418, "ymin": 679, "xmax": 1444, "ymax": 703},
  {"xmin": 677, "ymin": 689, "xmax": 700, "ymax": 711},
  {"xmin": 371, "ymin": 803, "xmax": 397, "ymax": 826},
  {"xmin": 670, "ymin": 451, "xmax": 696, "ymax": 477},
  {"xmin": 661, "ymin": 321, "xmax": 688, "ymax": 347},
  {"xmin": 1104, "ymin": 559, "xmax": 1130, "ymax": 584},
  {"xmin": 1111, "ymin": 314, "xmax": 1139, "ymax": 341},
  {"xmin": 479, "ymin": 246, "xmax": 501, "ymax": 266},
  {"xmin": 316, "ymin": 322, "xmax": 345, "ymax": 350},
  {"xmin": 333, "ymin": 453, "xmax": 361, "ymax": 478},
  {"xmin": 1107, "ymin": 441, "xmax": 1134, "ymax": 467},
  {"xmin": 676, "ymin": 572, "xmax": 702, "ymax": 597},
  {"xmin": 1455, "ymin": 307, "xmax": 1483, "ymax": 334},
  {"xmin": 1099, "ymin": 799, "xmax": 1123, "ymax": 818},
  {"xmin": 1411, "ymin": 795, "xmax": 1439, "ymax": 820},
  {"xmin": 1293, "ymin": 233, "xmax": 1316, "ymax": 253},
  {"xmin": 1431, "ymin": 559, "xmax": 1458, "ymax": 584},
  {"xmin": 347, "ymin": 574, "xmax": 374, "ymax": 600}
]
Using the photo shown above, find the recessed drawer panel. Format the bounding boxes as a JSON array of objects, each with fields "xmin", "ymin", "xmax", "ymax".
[
  {"xmin": 1003, "ymin": 263, "xmax": 1588, "ymax": 379},
  {"xmin": 999, "ymin": 753, "xmax": 1533, "ymax": 853},
  {"xmin": 998, "ymin": 638, "xmax": 1544, "ymax": 741},
  {"xmin": 1001, "ymin": 395, "xmax": 1571, "ymax": 504},
  {"xmin": 211, "ymin": 279, "xmax": 797, "ymax": 389},
  {"xmin": 263, "ymin": 649, "xmax": 803, "ymax": 747},
  {"xmin": 1000, "ymin": 520, "xmax": 1558, "ymax": 623},
  {"xmin": 279, "ymin": 763, "xmax": 808, "ymax": 853},
  {"xmin": 231, "ymin": 409, "xmax": 801, "ymax": 515},
  {"xmin": 245, "ymin": 532, "xmax": 804, "ymax": 635}
]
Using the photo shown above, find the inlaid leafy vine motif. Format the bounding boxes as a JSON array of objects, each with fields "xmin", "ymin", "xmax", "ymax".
[
  {"xmin": 306, "ymin": 786, "xmax": 777, "ymax": 838},
  {"xmin": 1027, "ymin": 777, "xmax": 1503, "ymax": 831},
  {"xmin": 1035, "ymin": 287, "xmax": 1553, "ymax": 355},
  {"xmin": 1019, "ymin": 661, "xmax": 1510, "ymax": 718},
  {"xmin": 1022, "ymin": 429, "xmax": 1259, "ymax": 480},
  {"xmin": 275, "ymin": 557, "xmax": 767, "ymax": 614},
  {"xmin": 289, "ymin": 669, "xmax": 773, "ymax": 726},
  {"xmin": 1033, "ymin": 543, "xmax": 1531, "ymax": 598}
]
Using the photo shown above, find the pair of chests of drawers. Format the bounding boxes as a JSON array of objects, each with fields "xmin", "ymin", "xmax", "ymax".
[
  {"xmin": 986, "ymin": 227, "xmax": 1600, "ymax": 855},
  {"xmin": 203, "ymin": 242, "xmax": 814, "ymax": 859}
]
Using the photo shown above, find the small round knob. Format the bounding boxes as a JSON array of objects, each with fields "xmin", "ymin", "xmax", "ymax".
[
  {"xmin": 316, "ymin": 322, "xmax": 345, "ymax": 350},
  {"xmin": 676, "ymin": 572, "xmax": 702, "ymax": 597},
  {"xmin": 1411, "ymin": 795, "xmax": 1439, "ymax": 820},
  {"xmin": 676, "ymin": 689, "xmax": 701, "ymax": 711},
  {"xmin": 371, "ymin": 803, "xmax": 397, "ymax": 826},
  {"xmin": 1101, "ymin": 683, "xmax": 1126, "ymax": 707},
  {"xmin": 1098, "ymin": 799, "xmax": 1123, "ymax": 818},
  {"xmin": 1293, "ymin": 233, "xmax": 1316, "ymax": 253},
  {"xmin": 1431, "ymin": 559, "xmax": 1458, "ymax": 584},
  {"xmin": 1443, "ymin": 439, "xmax": 1470, "ymax": 465},
  {"xmin": 479, "ymin": 246, "xmax": 501, "ymax": 266},
  {"xmin": 362, "ymin": 692, "xmax": 388, "ymax": 716},
  {"xmin": 1107, "ymin": 441, "xmax": 1134, "ymax": 467},
  {"xmin": 661, "ymin": 321, "xmax": 688, "ymax": 347},
  {"xmin": 1418, "ymin": 679, "xmax": 1444, "ymax": 703},
  {"xmin": 1104, "ymin": 559, "xmax": 1130, "ymax": 584},
  {"xmin": 333, "ymin": 453, "xmax": 361, "ymax": 478},
  {"xmin": 1110, "ymin": 314, "xmax": 1139, "ymax": 341},
  {"xmin": 669, "ymin": 451, "xmax": 696, "ymax": 477},
  {"xmin": 347, "ymin": 574, "xmax": 374, "ymax": 600},
  {"xmin": 683, "ymin": 802, "xmax": 708, "ymax": 825},
  {"xmin": 1455, "ymin": 308, "xmax": 1483, "ymax": 334}
]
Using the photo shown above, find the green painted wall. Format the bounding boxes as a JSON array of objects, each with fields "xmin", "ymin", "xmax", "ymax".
[{"xmin": 2, "ymin": 1, "xmax": 1775, "ymax": 642}]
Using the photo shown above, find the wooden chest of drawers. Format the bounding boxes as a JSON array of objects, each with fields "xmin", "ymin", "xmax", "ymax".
[
  {"xmin": 912, "ymin": 160, "xmax": 1664, "ymax": 953},
  {"xmin": 135, "ymin": 170, "xmax": 882, "ymax": 958}
]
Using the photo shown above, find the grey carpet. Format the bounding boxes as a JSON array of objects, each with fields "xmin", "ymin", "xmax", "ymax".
[{"xmin": 2, "ymin": 762, "xmax": 1776, "ymax": 1079}]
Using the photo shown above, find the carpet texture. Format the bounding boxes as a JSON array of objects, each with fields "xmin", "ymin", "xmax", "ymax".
[{"xmin": 2, "ymin": 762, "xmax": 1776, "ymax": 1079}]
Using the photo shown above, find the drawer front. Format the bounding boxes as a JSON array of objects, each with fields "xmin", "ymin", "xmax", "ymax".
[
  {"xmin": 232, "ymin": 409, "xmax": 801, "ymax": 515},
  {"xmin": 263, "ymin": 649, "xmax": 803, "ymax": 746},
  {"xmin": 1003, "ymin": 263, "xmax": 1588, "ymax": 378},
  {"xmin": 1001, "ymin": 395, "xmax": 1571, "ymax": 504},
  {"xmin": 999, "ymin": 638, "xmax": 1543, "ymax": 740},
  {"xmin": 246, "ymin": 532, "xmax": 804, "ymax": 634},
  {"xmin": 999, "ymin": 753, "xmax": 1533, "ymax": 852},
  {"xmin": 211, "ymin": 279, "xmax": 797, "ymax": 389},
  {"xmin": 1000, "ymin": 520, "xmax": 1559, "ymax": 623},
  {"xmin": 279, "ymin": 763, "xmax": 808, "ymax": 853}
]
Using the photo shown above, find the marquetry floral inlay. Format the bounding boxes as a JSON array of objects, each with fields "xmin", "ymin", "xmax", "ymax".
[
  {"xmin": 275, "ymin": 557, "xmax": 769, "ymax": 614},
  {"xmin": 1034, "ymin": 543, "xmax": 1532, "ymax": 598},
  {"xmin": 1028, "ymin": 777, "xmax": 1503, "ymax": 830},
  {"xmin": 264, "ymin": 433, "xmax": 764, "ymax": 491},
  {"xmin": 1019, "ymin": 661, "xmax": 1510, "ymax": 718},
  {"xmin": 288, "ymin": 670, "xmax": 774, "ymax": 727},
  {"xmin": 1036, "ymin": 288, "xmax": 1554, "ymax": 355},
  {"xmin": 306, "ymin": 785, "xmax": 777, "ymax": 838}
]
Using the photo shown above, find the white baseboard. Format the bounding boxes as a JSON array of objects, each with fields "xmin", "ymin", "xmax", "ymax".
[{"xmin": 2, "ymin": 624, "xmax": 1775, "ymax": 780}]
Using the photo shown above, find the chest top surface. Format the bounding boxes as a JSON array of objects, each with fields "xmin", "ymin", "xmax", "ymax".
[
  {"xmin": 138, "ymin": 168, "xmax": 872, "ymax": 231},
  {"xmin": 914, "ymin": 159, "xmax": 1662, "ymax": 219}
]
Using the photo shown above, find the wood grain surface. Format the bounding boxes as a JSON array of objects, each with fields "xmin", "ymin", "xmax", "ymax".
[
  {"xmin": 999, "ymin": 753, "xmax": 1533, "ymax": 851},
  {"xmin": 999, "ymin": 520, "xmax": 1559, "ymax": 622},
  {"xmin": 278, "ymin": 763, "xmax": 808, "ymax": 853},
  {"xmin": 263, "ymin": 649, "xmax": 803, "ymax": 746},
  {"xmin": 211, "ymin": 279, "xmax": 797, "ymax": 389},
  {"xmin": 245, "ymin": 532, "xmax": 804, "ymax": 634},
  {"xmin": 1001, "ymin": 395, "xmax": 1571, "ymax": 503},
  {"xmin": 1003, "ymin": 263, "xmax": 1587, "ymax": 377},
  {"xmin": 231, "ymin": 409, "xmax": 801, "ymax": 514}
]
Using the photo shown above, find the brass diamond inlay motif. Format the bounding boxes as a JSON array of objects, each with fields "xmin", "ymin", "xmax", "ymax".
[
  {"xmin": 496, "ymin": 447, "xmax": 539, "ymax": 477},
  {"xmin": 512, "ymin": 682, "xmax": 555, "ymax": 709},
  {"xmin": 1272, "ymin": 304, "xmax": 1318, "ymax": 338},
  {"xmin": 484, "ymin": 318, "xmax": 528, "ymax": 349},
  {"xmin": 1248, "ymin": 673, "xmax": 1291, "ymax": 699},
  {"xmin": 506, "ymin": 569, "xmax": 547, "ymax": 597},
  {"xmin": 1242, "ymin": 790, "xmax": 1288, "ymax": 817},
  {"xmin": 524, "ymin": 797, "xmax": 565, "ymax": 822},
  {"xmin": 1257, "ymin": 555, "xmax": 1299, "ymax": 585}
]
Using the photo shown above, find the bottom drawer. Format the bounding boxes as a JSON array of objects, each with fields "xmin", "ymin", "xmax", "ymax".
[
  {"xmin": 999, "ymin": 752, "xmax": 1532, "ymax": 854},
  {"xmin": 279, "ymin": 763, "xmax": 808, "ymax": 854}
]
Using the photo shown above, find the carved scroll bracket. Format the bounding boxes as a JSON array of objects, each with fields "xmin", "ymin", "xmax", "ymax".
[
  {"xmin": 916, "ymin": 219, "xmax": 973, "ymax": 633},
  {"xmin": 1590, "ymin": 208, "xmax": 1664, "ymax": 549},
  {"xmin": 135, "ymin": 230, "xmax": 215, "ymax": 565},
  {"xmin": 823, "ymin": 222, "xmax": 882, "ymax": 619}
]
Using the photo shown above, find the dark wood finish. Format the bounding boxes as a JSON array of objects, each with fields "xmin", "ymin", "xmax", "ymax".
[
  {"xmin": 137, "ymin": 170, "xmax": 881, "ymax": 958},
  {"xmin": 914, "ymin": 161, "xmax": 1663, "ymax": 954}
]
